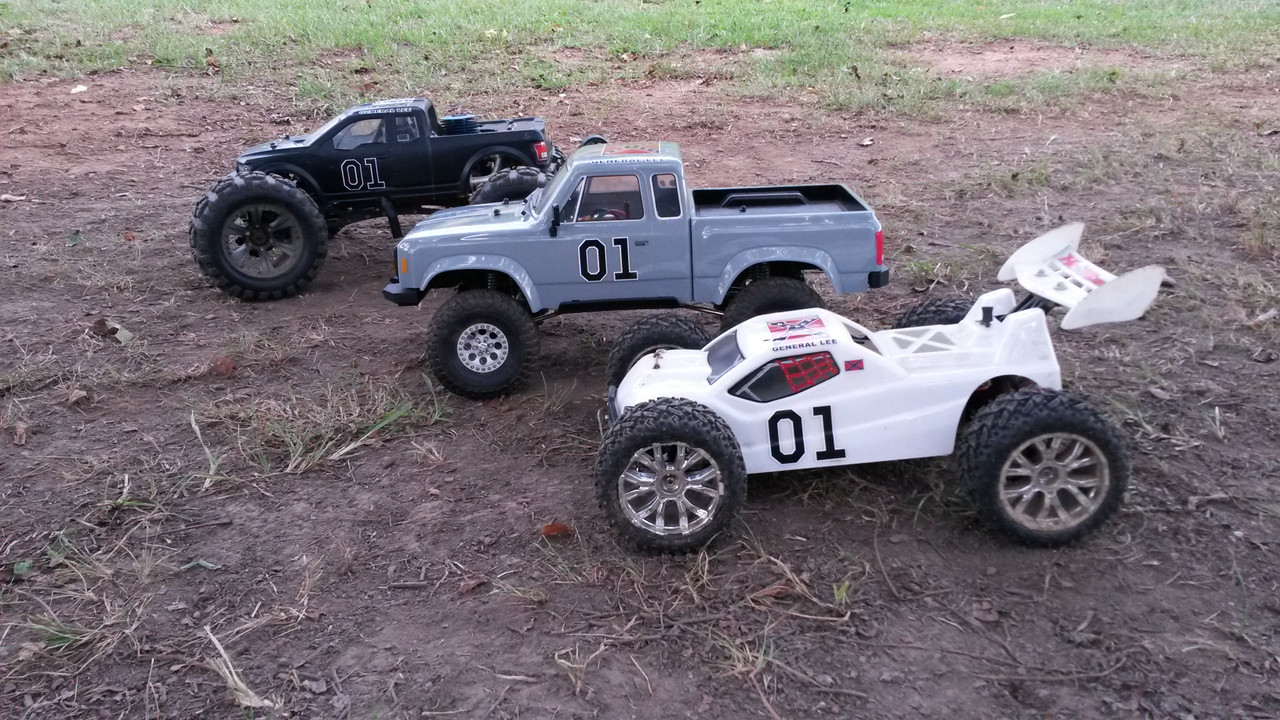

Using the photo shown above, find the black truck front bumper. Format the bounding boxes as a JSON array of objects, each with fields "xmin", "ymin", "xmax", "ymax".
[{"xmin": 868, "ymin": 269, "xmax": 890, "ymax": 289}]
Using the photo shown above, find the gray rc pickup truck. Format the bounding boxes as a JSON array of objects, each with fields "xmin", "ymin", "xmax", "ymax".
[{"xmin": 383, "ymin": 141, "xmax": 887, "ymax": 398}]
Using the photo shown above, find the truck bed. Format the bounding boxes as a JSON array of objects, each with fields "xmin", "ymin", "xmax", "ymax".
[{"xmin": 692, "ymin": 184, "xmax": 867, "ymax": 218}]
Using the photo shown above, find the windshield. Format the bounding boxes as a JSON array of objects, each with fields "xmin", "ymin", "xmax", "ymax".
[
  {"xmin": 300, "ymin": 113, "xmax": 350, "ymax": 146},
  {"xmin": 531, "ymin": 162, "xmax": 574, "ymax": 214},
  {"xmin": 705, "ymin": 331, "xmax": 743, "ymax": 384}
]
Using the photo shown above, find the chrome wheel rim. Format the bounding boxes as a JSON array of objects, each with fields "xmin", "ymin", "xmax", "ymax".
[
  {"xmin": 456, "ymin": 322, "xmax": 509, "ymax": 374},
  {"xmin": 619, "ymin": 442, "xmax": 724, "ymax": 536},
  {"xmin": 468, "ymin": 154, "xmax": 514, "ymax": 191},
  {"xmin": 221, "ymin": 203, "xmax": 305, "ymax": 279},
  {"xmin": 999, "ymin": 433, "xmax": 1110, "ymax": 532}
]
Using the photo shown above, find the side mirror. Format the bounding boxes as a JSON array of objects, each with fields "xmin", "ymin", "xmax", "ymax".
[{"xmin": 551, "ymin": 204, "xmax": 561, "ymax": 237}]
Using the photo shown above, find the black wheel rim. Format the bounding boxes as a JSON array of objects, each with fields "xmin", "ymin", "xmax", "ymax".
[{"xmin": 221, "ymin": 203, "xmax": 306, "ymax": 279}]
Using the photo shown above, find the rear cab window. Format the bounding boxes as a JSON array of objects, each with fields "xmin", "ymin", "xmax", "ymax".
[{"xmin": 652, "ymin": 173, "xmax": 681, "ymax": 218}]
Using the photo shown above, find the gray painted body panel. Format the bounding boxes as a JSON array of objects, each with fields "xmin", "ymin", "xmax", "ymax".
[{"xmin": 391, "ymin": 142, "xmax": 883, "ymax": 312}]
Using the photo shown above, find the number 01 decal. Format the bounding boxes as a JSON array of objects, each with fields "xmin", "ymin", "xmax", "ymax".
[
  {"xmin": 768, "ymin": 406, "xmax": 847, "ymax": 464},
  {"xmin": 578, "ymin": 238, "xmax": 639, "ymax": 282},
  {"xmin": 340, "ymin": 158, "xmax": 386, "ymax": 191}
]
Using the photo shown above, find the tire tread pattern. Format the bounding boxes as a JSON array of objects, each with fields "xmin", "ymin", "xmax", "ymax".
[
  {"xmin": 893, "ymin": 297, "xmax": 971, "ymax": 329},
  {"xmin": 605, "ymin": 313, "xmax": 711, "ymax": 389},
  {"xmin": 595, "ymin": 398, "xmax": 746, "ymax": 553},
  {"xmin": 720, "ymin": 277, "xmax": 824, "ymax": 332},
  {"xmin": 957, "ymin": 388, "xmax": 1129, "ymax": 547},
  {"xmin": 427, "ymin": 290, "xmax": 540, "ymax": 399},
  {"xmin": 469, "ymin": 166, "xmax": 545, "ymax": 204},
  {"xmin": 189, "ymin": 171, "xmax": 328, "ymax": 300}
]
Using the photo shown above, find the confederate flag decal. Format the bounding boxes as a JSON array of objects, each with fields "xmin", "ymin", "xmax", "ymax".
[
  {"xmin": 767, "ymin": 315, "xmax": 828, "ymax": 342},
  {"xmin": 845, "ymin": 359, "xmax": 863, "ymax": 371}
]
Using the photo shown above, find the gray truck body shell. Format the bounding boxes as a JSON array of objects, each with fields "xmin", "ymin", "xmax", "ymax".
[{"xmin": 384, "ymin": 142, "xmax": 884, "ymax": 312}]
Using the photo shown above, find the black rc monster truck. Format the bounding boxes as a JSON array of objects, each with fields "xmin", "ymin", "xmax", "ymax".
[{"xmin": 189, "ymin": 97, "xmax": 562, "ymax": 299}]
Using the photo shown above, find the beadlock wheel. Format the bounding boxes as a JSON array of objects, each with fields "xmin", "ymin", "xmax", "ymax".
[{"xmin": 455, "ymin": 322, "xmax": 510, "ymax": 374}]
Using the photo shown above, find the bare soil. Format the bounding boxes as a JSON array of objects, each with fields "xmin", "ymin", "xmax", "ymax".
[{"xmin": 2, "ymin": 54, "xmax": 1279, "ymax": 719}]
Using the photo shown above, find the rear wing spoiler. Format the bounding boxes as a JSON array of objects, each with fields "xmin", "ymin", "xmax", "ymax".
[{"xmin": 997, "ymin": 223, "xmax": 1165, "ymax": 330}]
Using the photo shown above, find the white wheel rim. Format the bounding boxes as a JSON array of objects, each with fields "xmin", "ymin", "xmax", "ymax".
[
  {"xmin": 456, "ymin": 322, "xmax": 509, "ymax": 374},
  {"xmin": 619, "ymin": 442, "xmax": 724, "ymax": 536},
  {"xmin": 999, "ymin": 433, "xmax": 1111, "ymax": 532}
]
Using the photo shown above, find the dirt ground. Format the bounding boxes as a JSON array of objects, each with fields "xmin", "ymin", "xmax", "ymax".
[{"xmin": 2, "ymin": 48, "xmax": 1279, "ymax": 719}]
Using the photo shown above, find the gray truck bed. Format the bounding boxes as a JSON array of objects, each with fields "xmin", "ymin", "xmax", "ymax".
[{"xmin": 692, "ymin": 184, "xmax": 867, "ymax": 218}]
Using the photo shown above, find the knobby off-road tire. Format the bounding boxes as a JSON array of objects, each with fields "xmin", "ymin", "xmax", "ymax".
[
  {"xmin": 605, "ymin": 313, "xmax": 712, "ymax": 390},
  {"xmin": 427, "ymin": 290, "xmax": 540, "ymax": 399},
  {"xmin": 893, "ymin": 296, "xmax": 972, "ymax": 329},
  {"xmin": 469, "ymin": 166, "xmax": 546, "ymax": 204},
  {"xmin": 596, "ymin": 399, "xmax": 746, "ymax": 553},
  {"xmin": 720, "ymin": 277, "xmax": 825, "ymax": 333},
  {"xmin": 957, "ymin": 388, "xmax": 1129, "ymax": 547},
  {"xmin": 189, "ymin": 171, "xmax": 328, "ymax": 300}
]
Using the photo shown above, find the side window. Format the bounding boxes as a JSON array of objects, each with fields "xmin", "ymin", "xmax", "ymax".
[
  {"xmin": 730, "ymin": 352, "xmax": 839, "ymax": 403},
  {"xmin": 652, "ymin": 173, "xmax": 681, "ymax": 218},
  {"xmin": 332, "ymin": 118, "xmax": 385, "ymax": 151},
  {"xmin": 576, "ymin": 175, "xmax": 644, "ymax": 222},
  {"xmin": 393, "ymin": 115, "xmax": 420, "ymax": 143}
]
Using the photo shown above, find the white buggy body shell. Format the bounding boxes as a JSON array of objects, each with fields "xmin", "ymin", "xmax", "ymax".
[{"xmin": 612, "ymin": 288, "xmax": 1063, "ymax": 474}]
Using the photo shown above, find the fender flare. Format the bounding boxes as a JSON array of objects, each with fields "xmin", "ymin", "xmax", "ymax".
[
  {"xmin": 712, "ymin": 247, "xmax": 842, "ymax": 303},
  {"xmin": 419, "ymin": 254, "xmax": 544, "ymax": 311},
  {"xmin": 254, "ymin": 163, "xmax": 325, "ymax": 207},
  {"xmin": 459, "ymin": 146, "xmax": 534, "ymax": 194}
]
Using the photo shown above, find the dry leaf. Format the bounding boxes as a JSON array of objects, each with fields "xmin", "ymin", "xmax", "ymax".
[
  {"xmin": 458, "ymin": 577, "xmax": 488, "ymax": 594},
  {"xmin": 65, "ymin": 388, "xmax": 89, "ymax": 407},
  {"xmin": 971, "ymin": 600, "xmax": 1000, "ymax": 623},
  {"xmin": 750, "ymin": 582, "xmax": 798, "ymax": 600},
  {"xmin": 13, "ymin": 421, "xmax": 28, "ymax": 445},
  {"xmin": 123, "ymin": 232, "xmax": 137, "ymax": 242},
  {"xmin": 90, "ymin": 318, "xmax": 133, "ymax": 344},
  {"xmin": 540, "ymin": 522, "xmax": 575, "ymax": 538},
  {"xmin": 858, "ymin": 137, "xmax": 875, "ymax": 147},
  {"xmin": 210, "ymin": 356, "xmax": 236, "ymax": 377},
  {"xmin": 70, "ymin": 85, "xmax": 88, "ymax": 94}
]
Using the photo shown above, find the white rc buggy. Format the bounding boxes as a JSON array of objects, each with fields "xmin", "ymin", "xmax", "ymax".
[{"xmin": 596, "ymin": 224, "xmax": 1166, "ymax": 552}]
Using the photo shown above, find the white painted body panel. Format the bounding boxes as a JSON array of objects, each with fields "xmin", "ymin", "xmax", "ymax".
[{"xmin": 614, "ymin": 301, "xmax": 1062, "ymax": 475}]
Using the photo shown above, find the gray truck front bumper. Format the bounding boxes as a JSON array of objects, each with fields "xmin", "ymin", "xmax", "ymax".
[{"xmin": 382, "ymin": 282, "xmax": 423, "ymax": 306}]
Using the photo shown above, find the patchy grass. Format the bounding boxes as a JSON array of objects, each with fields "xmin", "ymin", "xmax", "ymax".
[
  {"xmin": 3, "ymin": 0, "xmax": 1278, "ymax": 111},
  {"xmin": 190, "ymin": 376, "xmax": 418, "ymax": 475}
]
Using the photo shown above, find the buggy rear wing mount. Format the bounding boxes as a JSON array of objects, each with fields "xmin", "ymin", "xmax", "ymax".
[{"xmin": 997, "ymin": 223, "xmax": 1165, "ymax": 330}]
